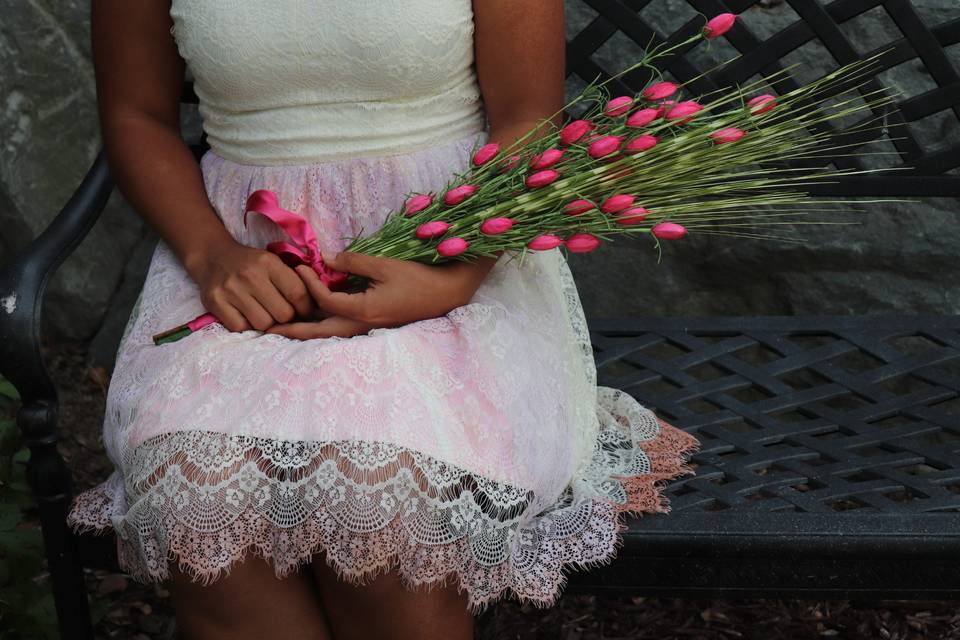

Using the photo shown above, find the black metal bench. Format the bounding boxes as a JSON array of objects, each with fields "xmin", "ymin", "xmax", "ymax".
[
  {"xmin": 569, "ymin": 314, "xmax": 960, "ymax": 599},
  {"xmin": 1, "ymin": 1, "xmax": 957, "ymax": 638}
]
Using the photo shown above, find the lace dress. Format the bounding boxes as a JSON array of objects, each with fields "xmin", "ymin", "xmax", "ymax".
[{"xmin": 66, "ymin": 0, "xmax": 701, "ymax": 612}]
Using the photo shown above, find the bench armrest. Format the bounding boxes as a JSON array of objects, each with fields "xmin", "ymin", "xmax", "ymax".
[
  {"xmin": 0, "ymin": 150, "xmax": 113, "ymax": 400},
  {"xmin": 0, "ymin": 149, "xmax": 113, "ymax": 639}
]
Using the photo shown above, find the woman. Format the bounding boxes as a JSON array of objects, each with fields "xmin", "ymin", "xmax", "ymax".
[{"xmin": 67, "ymin": 1, "xmax": 700, "ymax": 638}]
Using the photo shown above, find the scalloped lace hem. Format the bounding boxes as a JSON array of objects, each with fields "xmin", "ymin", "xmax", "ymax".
[{"xmin": 67, "ymin": 411, "xmax": 700, "ymax": 613}]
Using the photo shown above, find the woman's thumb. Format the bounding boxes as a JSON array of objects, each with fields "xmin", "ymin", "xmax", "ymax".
[
  {"xmin": 322, "ymin": 250, "xmax": 382, "ymax": 278},
  {"xmin": 321, "ymin": 250, "xmax": 348, "ymax": 270}
]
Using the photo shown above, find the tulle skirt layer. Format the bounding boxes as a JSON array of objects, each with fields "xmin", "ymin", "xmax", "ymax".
[{"xmin": 66, "ymin": 128, "xmax": 700, "ymax": 612}]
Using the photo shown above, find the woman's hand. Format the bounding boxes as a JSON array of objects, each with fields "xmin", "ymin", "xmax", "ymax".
[
  {"xmin": 187, "ymin": 236, "xmax": 318, "ymax": 333},
  {"xmin": 264, "ymin": 251, "xmax": 497, "ymax": 340},
  {"xmin": 264, "ymin": 313, "xmax": 378, "ymax": 340}
]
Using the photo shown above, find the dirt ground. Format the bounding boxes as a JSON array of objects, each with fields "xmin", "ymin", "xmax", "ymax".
[{"xmin": 36, "ymin": 340, "xmax": 960, "ymax": 639}]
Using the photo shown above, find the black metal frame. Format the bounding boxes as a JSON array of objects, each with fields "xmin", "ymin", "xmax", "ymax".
[
  {"xmin": 0, "ymin": 1, "xmax": 957, "ymax": 638},
  {"xmin": 567, "ymin": 314, "xmax": 960, "ymax": 598},
  {"xmin": 565, "ymin": 0, "xmax": 960, "ymax": 195}
]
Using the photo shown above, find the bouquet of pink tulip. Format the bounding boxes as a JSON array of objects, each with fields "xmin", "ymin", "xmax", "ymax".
[{"xmin": 153, "ymin": 13, "xmax": 901, "ymax": 345}]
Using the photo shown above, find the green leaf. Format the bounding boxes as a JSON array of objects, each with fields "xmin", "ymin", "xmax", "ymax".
[
  {"xmin": 0, "ymin": 529, "xmax": 43, "ymax": 561},
  {"xmin": 0, "ymin": 504, "xmax": 20, "ymax": 532},
  {"xmin": 24, "ymin": 593, "xmax": 59, "ymax": 640},
  {"xmin": 0, "ymin": 380, "xmax": 20, "ymax": 402},
  {"xmin": 88, "ymin": 595, "xmax": 112, "ymax": 625},
  {"xmin": 6, "ymin": 481, "xmax": 30, "ymax": 494},
  {"xmin": 0, "ymin": 420, "xmax": 21, "ymax": 457},
  {"xmin": 9, "ymin": 493, "xmax": 36, "ymax": 511}
]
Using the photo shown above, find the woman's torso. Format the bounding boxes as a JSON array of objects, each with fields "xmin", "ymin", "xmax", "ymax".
[{"xmin": 169, "ymin": 0, "xmax": 488, "ymax": 165}]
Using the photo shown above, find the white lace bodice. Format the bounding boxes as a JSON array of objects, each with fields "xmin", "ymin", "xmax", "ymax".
[{"xmin": 169, "ymin": 0, "xmax": 489, "ymax": 165}]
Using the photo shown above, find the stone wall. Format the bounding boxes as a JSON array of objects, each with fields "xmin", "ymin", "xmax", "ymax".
[
  {"xmin": 1, "ymin": 0, "xmax": 149, "ymax": 365},
  {"xmin": 1, "ymin": 0, "xmax": 957, "ymax": 369}
]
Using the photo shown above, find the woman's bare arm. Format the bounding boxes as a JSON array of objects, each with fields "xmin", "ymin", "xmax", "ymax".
[
  {"xmin": 455, "ymin": 0, "xmax": 567, "ymax": 284},
  {"xmin": 474, "ymin": 0, "xmax": 566, "ymax": 150},
  {"xmin": 91, "ymin": 0, "xmax": 313, "ymax": 331}
]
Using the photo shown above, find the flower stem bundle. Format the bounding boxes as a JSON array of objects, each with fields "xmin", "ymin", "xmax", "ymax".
[
  {"xmin": 341, "ymin": 14, "xmax": 900, "ymax": 277},
  {"xmin": 152, "ymin": 12, "xmax": 904, "ymax": 345}
]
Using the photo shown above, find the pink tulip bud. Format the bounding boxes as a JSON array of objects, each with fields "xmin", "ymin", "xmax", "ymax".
[
  {"xmin": 415, "ymin": 220, "xmax": 451, "ymax": 239},
  {"xmin": 527, "ymin": 233, "xmax": 563, "ymax": 251},
  {"xmin": 564, "ymin": 199, "xmax": 595, "ymax": 216},
  {"xmin": 704, "ymin": 13, "xmax": 736, "ymax": 39},
  {"xmin": 655, "ymin": 100, "xmax": 676, "ymax": 118},
  {"xmin": 642, "ymin": 82, "xmax": 678, "ymax": 101},
  {"xmin": 437, "ymin": 237, "xmax": 470, "ymax": 257},
  {"xmin": 526, "ymin": 169, "xmax": 561, "ymax": 189},
  {"xmin": 582, "ymin": 131, "xmax": 604, "ymax": 145},
  {"xmin": 530, "ymin": 148, "xmax": 565, "ymax": 170},
  {"xmin": 499, "ymin": 154, "xmax": 522, "ymax": 173},
  {"xmin": 665, "ymin": 100, "xmax": 703, "ymax": 124},
  {"xmin": 472, "ymin": 143, "xmax": 500, "ymax": 167},
  {"xmin": 624, "ymin": 135, "xmax": 658, "ymax": 154},
  {"xmin": 587, "ymin": 135, "xmax": 624, "ymax": 159},
  {"xmin": 565, "ymin": 233, "xmax": 602, "ymax": 253},
  {"xmin": 709, "ymin": 127, "xmax": 746, "ymax": 144},
  {"xmin": 600, "ymin": 194, "xmax": 636, "ymax": 214},
  {"xmin": 404, "ymin": 193, "xmax": 434, "ymax": 217},
  {"xmin": 615, "ymin": 206, "xmax": 649, "ymax": 225},
  {"xmin": 443, "ymin": 184, "xmax": 478, "ymax": 206},
  {"xmin": 652, "ymin": 222, "xmax": 688, "ymax": 240},
  {"xmin": 480, "ymin": 217, "xmax": 515, "ymax": 235},
  {"xmin": 604, "ymin": 96, "xmax": 634, "ymax": 117},
  {"xmin": 559, "ymin": 119, "xmax": 594, "ymax": 145},
  {"xmin": 626, "ymin": 108, "xmax": 659, "ymax": 128},
  {"xmin": 748, "ymin": 94, "xmax": 777, "ymax": 115}
]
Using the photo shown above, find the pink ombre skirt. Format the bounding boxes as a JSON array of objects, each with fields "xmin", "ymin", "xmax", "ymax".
[{"xmin": 66, "ymin": 128, "xmax": 700, "ymax": 612}]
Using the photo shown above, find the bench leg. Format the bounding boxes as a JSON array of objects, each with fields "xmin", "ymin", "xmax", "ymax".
[{"xmin": 21, "ymin": 400, "xmax": 94, "ymax": 640}]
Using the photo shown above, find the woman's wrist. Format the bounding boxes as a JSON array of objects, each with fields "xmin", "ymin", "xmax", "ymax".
[
  {"xmin": 181, "ymin": 231, "xmax": 239, "ymax": 282},
  {"xmin": 487, "ymin": 115, "xmax": 562, "ymax": 156},
  {"xmin": 443, "ymin": 253, "xmax": 501, "ymax": 303}
]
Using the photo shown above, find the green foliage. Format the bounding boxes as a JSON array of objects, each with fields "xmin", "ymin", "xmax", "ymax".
[
  {"xmin": 348, "ymin": 41, "xmax": 902, "ymax": 272},
  {"xmin": 0, "ymin": 377, "xmax": 59, "ymax": 640}
]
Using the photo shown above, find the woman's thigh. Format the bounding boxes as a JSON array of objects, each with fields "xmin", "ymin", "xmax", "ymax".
[
  {"xmin": 310, "ymin": 553, "xmax": 474, "ymax": 640},
  {"xmin": 168, "ymin": 554, "xmax": 333, "ymax": 640}
]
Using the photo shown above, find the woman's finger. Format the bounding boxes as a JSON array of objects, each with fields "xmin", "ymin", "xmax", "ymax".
[
  {"xmin": 264, "ymin": 316, "xmax": 373, "ymax": 340},
  {"xmin": 296, "ymin": 265, "xmax": 374, "ymax": 322},
  {"xmin": 322, "ymin": 250, "xmax": 392, "ymax": 280},
  {"xmin": 268, "ymin": 263, "xmax": 314, "ymax": 319},
  {"xmin": 262, "ymin": 322, "xmax": 325, "ymax": 340},
  {"xmin": 208, "ymin": 298, "xmax": 251, "ymax": 333},
  {"xmin": 231, "ymin": 291, "xmax": 276, "ymax": 331},
  {"xmin": 251, "ymin": 278, "xmax": 299, "ymax": 324}
]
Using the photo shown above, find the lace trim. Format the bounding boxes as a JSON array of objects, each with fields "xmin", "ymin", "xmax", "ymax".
[
  {"xmin": 67, "ymin": 390, "xmax": 700, "ymax": 612},
  {"xmin": 167, "ymin": 0, "xmax": 488, "ymax": 165}
]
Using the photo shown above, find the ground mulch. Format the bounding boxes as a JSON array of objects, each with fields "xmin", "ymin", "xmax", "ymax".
[{"xmin": 27, "ymin": 340, "xmax": 960, "ymax": 639}]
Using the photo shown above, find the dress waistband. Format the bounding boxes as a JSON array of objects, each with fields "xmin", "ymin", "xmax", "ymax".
[{"xmin": 198, "ymin": 95, "xmax": 489, "ymax": 167}]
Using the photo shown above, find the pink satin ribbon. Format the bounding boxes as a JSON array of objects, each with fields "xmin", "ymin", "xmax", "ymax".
[
  {"xmin": 172, "ymin": 190, "xmax": 349, "ymax": 337},
  {"xmin": 244, "ymin": 189, "xmax": 349, "ymax": 290}
]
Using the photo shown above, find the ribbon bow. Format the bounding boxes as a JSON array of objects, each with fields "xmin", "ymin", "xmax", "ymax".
[{"xmin": 244, "ymin": 189, "xmax": 349, "ymax": 290}]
